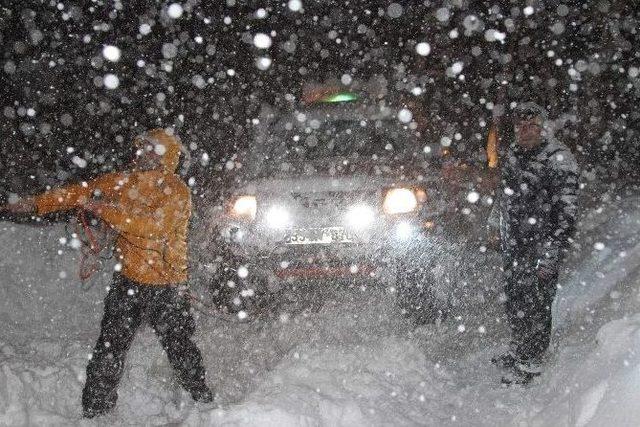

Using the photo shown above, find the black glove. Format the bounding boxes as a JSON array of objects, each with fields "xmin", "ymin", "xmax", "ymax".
[{"xmin": 536, "ymin": 258, "xmax": 558, "ymax": 281}]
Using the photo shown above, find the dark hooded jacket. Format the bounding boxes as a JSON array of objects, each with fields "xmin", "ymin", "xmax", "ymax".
[{"xmin": 499, "ymin": 133, "xmax": 579, "ymax": 268}]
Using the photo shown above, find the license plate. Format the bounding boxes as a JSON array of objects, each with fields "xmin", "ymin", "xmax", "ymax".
[{"xmin": 284, "ymin": 227, "xmax": 355, "ymax": 245}]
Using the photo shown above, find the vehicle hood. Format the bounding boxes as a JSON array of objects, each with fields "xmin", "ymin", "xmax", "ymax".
[{"xmin": 242, "ymin": 156, "xmax": 437, "ymax": 187}]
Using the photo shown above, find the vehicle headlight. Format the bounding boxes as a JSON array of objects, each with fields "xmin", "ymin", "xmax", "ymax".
[
  {"xmin": 231, "ymin": 195, "xmax": 257, "ymax": 220},
  {"xmin": 382, "ymin": 188, "xmax": 419, "ymax": 215},
  {"xmin": 346, "ymin": 204, "xmax": 375, "ymax": 229},
  {"xmin": 395, "ymin": 221, "xmax": 415, "ymax": 240},
  {"xmin": 265, "ymin": 206, "xmax": 290, "ymax": 229}
]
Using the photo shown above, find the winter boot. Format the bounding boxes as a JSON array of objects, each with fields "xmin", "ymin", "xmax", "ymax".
[
  {"xmin": 491, "ymin": 350, "xmax": 518, "ymax": 370},
  {"xmin": 188, "ymin": 383, "xmax": 214, "ymax": 403},
  {"xmin": 501, "ymin": 359, "xmax": 543, "ymax": 386},
  {"xmin": 82, "ymin": 391, "xmax": 117, "ymax": 418}
]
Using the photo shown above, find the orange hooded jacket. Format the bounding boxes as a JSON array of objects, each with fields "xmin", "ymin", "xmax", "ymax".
[{"xmin": 34, "ymin": 129, "xmax": 191, "ymax": 286}]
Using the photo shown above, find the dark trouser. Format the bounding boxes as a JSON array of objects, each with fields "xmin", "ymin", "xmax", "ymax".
[
  {"xmin": 82, "ymin": 274, "xmax": 207, "ymax": 414},
  {"xmin": 503, "ymin": 256, "xmax": 559, "ymax": 361}
]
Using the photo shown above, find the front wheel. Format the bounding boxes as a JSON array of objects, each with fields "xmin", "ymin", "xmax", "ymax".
[
  {"xmin": 210, "ymin": 261, "xmax": 272, "ymax": 316},
  {"xmin": 395, "ymin": 263, "xmax": 446, "ymax": 325}
]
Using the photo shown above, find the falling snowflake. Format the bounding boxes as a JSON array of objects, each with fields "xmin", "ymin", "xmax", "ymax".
[
  {"xmin": 440, "ymin": 136, "xmax": 452, "ymax": 147},
  {"xmin": 415, "ymin": 42, "xmax": 431, "ymax": 56},
  {"xmin": 71, "ymin": 156, "xmax": 87, "ymax": 168},
  {"xmin": 397, "ymin": 108, "xmax": 413, "ymax": 123},
  {"xmin": 167, "ymin": 3, "xmax": 184, "ymax": 19},
  {"xmin": 138, "ymin": 24, "xmax": 151, "ymax": 36},
  {"xmin": 288, "ymin": 0, "xmax": 302, "ymax": 12},
  {"xmin": 102, "ymin": 45, "xmax": 121, "ymax": 62},
  {"xmin": 253, "ymin": 33, "xmax": 272, "ymax": 49},
  {"xmin": 387, "ymin": 3, "xmax": 403, "ymax": 18},
  {"xmin": 103, "ymin": 74, "xmax": 119, "ymax": 89},
  {"xmin": 466, "ymin": 191, "xmax": 480, "ymax": 204},
  {"xmin": 238, "ymin": 265, "xmax": 249, "ymax": 278},
  {"xmin": 256, "ymin": 56, "xmax": 272, "ymax": 70},
  {"xmin": 450, "ymin": 62, "xmax": 464, "ymax": 75}
]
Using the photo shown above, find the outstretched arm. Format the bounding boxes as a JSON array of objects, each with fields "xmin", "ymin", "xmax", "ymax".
[
  {"xmin": 33, "ymin": 172, "xmax": 127, "ymax": 215},
  {"xmin": 1, "ymin": 199, "xmax": 37, "ymax": 214}
]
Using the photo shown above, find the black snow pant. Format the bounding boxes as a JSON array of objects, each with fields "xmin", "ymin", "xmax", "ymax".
[
  {"xmin": 82, "ymin": 274, "xmax": 207, "ymax": 414},
  {"xmin": 503, "ymin": 255, "xmax": 559, "ymax": 361}
]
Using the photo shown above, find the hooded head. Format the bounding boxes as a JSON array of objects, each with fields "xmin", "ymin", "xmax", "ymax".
[
  {"xmin": 513, "ymin": 102, "xmax": 548, "ymax": 123},
  {"xmin": 511, "ymin": 102, "xmax": 549, "ymax": 152},
  {"xmin": 133, "ymin": 128, "xmax": 183, "ymax": 173}
]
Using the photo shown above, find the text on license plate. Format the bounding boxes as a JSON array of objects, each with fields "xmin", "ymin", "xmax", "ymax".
[{"xmin": 284, "ymin": 227, "xmax": 355, "ymax": 245}]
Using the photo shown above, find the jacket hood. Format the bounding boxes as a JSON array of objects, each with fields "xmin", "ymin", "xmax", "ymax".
[
  {"xmin": 513, "ymin": 101, "xmax": 549, "ymax": 123},
  {"xmin": 134, "ymin": 128, "xmax": 182, "ymax": 173}
]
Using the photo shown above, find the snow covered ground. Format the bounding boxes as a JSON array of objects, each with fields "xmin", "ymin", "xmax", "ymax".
[{"xmin": 1, "ymin": 182, "xmax": 638, "ymax": 426}]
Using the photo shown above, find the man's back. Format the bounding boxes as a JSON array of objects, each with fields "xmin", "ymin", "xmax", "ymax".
[
  {"xmin": 105, "ymin": 169, "xmax": 192, "ymax": 285},
  {"xmin": 32, "ymin": 129, "xmax": 192, "ymax": 285}
]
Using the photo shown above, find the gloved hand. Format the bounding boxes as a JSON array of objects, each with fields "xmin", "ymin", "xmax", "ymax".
[
  {"xmin": 536, "ymin": 258, "xmax": 558, "ymax": 281},
  {"xmin": 1, "ymin": 198, "xmax": 36, "ymax": 214}
]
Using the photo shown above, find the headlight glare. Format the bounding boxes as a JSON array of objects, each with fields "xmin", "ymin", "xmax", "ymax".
[
  {"xmin": 231, "ymin": 195, "xmax": 257, "ymax": 220},
  {"xmin": 383, "ymin": 188, "xmax": 419, "ymax": 214},
  {"xmin": 395, "ymin": 221, "xmax": 414, "ymax": 240},
  {"xmin": 346, "ymin": 204, "xmax": 375, "ymax": 229},
  {"xmin": 265, "ymin": 206, "xmax": 290, "ymax": 229}
]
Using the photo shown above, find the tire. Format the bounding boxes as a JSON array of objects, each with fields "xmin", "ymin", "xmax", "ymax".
[
  {"xmin": 395, "ymin": 262, "xmax": 446, "ymax": 325},
  {"xmin": 209, "ymin": 253, "xmax": 272, "ymax": 316}
]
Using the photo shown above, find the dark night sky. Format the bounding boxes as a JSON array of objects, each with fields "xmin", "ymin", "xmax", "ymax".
[{"xmin": 1, "ymin": 0, "xmax": 639, "ymax": 199}]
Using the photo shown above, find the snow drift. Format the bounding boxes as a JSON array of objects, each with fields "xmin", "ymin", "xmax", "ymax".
[{"xmin": 0, "ymin": 185, "xmax": 638, "ymax": 426}]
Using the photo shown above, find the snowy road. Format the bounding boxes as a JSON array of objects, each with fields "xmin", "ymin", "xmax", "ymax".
[{"xmin": 1, "ymin": 183, "xmax": 638, "ymax": 426}]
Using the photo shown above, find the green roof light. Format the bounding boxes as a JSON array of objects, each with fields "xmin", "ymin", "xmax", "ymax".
[{"xmin": 320, "ymin": 92, "xmax": 360, "ymax": 103}]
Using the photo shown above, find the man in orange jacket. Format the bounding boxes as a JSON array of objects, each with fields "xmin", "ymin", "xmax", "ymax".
[{"xmin": 1, "ymin": 129, "xmax": 212, "ymax": 417}]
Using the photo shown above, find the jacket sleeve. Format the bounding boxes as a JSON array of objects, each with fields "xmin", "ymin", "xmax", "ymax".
[
  {"xmin": 94, "ymin": 185, "xmax": 190, "ymax": 239},
  {"xmin": 539, "ymin": 165, "xmax": 579, "ymax": 263},
  {"xmin": 34, "ymin": 172, "xmax": 127, "ymax": 215}
]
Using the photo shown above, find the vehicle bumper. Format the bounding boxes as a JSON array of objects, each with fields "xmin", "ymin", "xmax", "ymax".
[{"xmin": 217, "ymin": 216, "xmax": 437, "ymax": 287}]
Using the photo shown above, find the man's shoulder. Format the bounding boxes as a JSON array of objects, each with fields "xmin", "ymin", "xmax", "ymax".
[
  {"xmin": 169, "ymin": 173, "xmax": 190, "ymax": 192},
  {"xmin": 166, "ymin": 174, "xmax": 192, "ymax": 204},
  {"xmin": 542, "ymin": 138, "xmax": 578, "ymax": 174},
  {"xmin": 131, "ymin": 171, "xmax": 191, "ymax": 197}
]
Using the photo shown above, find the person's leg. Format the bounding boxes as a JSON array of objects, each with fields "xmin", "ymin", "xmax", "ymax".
[
  {"xmin": 504, "ymin": 256, "xmax": 559, "ymax": 359},
  {"xmin": 148, "ymin": 286, "xmax": 212, "ymax": 402},
  {"xmin": 82, "ymin": 276, "xmax": 143, "ymax": 417},
  {"xmin": 525, "ymin": 269, "xmax": 560, "ymax": 359}
]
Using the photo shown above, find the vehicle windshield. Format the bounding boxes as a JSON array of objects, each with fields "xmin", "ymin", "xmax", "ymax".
[{"xmin": 266, "ymin": 117, "xmax": 417, "ymax": 161}]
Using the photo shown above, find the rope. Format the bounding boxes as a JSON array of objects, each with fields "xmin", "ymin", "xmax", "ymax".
[
  {"xmin": 72, "ymin": 210, "xmax": 269, "ymax": 324},
  {"xmin": 75, "ymin": 209, "xmax": 114, "ymax": 281},
  {"xmin": 78, "ymin": 210, "xmax": 100, "ymax": 253}
]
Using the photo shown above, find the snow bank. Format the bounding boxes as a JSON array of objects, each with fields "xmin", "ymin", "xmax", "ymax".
[
  {"xmin": 0, "ymin": 338, "xmax": 86, "ymax": 425},
  {"xmin": 554, "ymin": 192, "xmax": 640, "ymax": 328},
  {"xmin": 0, "ymin": 223, "xmax": 109, "ymax": 339},
  {"xmin": 0, "ymin": 186, "xmax": 639, "ymax": 426},
  {"xmin": 187, "ymin": 336, "xmax": 436, "ymax": 426},
  {"xmin": 527, "ymin": 314, "xmax": 640, "ymax": 427}
]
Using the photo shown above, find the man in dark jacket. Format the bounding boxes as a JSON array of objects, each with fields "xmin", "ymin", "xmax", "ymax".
[{"xmin": 494, "ymin": 102, "xmax": 579, "ymax": 384}]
